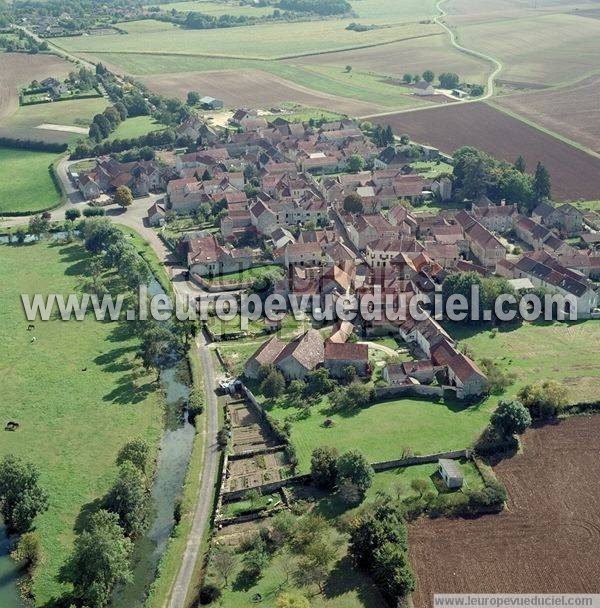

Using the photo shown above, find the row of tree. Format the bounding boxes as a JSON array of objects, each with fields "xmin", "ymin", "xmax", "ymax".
[{"xmin": 72, "ymin": 127, "xmax": 176, "ymax": 159}]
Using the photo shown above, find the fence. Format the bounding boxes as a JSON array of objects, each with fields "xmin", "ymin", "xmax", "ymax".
[{"xmin": 375, "ymin": 384, "xmax": 446, "ymax": 400}]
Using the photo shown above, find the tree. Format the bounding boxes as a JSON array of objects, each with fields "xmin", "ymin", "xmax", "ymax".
[
  {"xmin": 116, "ymin": 438, "xmax": 150, "ymax": 474},
  {"xmin": 211, "ymin": 544, "xmax": 236, "ymax": 588},
  {"xmin": 89, "ymin": 122, "xmax": 103, "ymax": 142},
  {"xmin": 305, "ymin": 367, "xmax": 334, "ymax": 396},
  {"xmin": 269, "ymin": 510, "xmax": 296, "ymax": 549},
  {"xmin": 260, "ymin": 369, "xmax": 285, "ymax": 398},
  {"xmin": 104, "ymin": 461, "xmax": 149, "ymax": 539},
  {"xmin": 342, "ymin": 364, "xmax": 357, "ymax": 383},
  {"xmin": 114, "ymin": 185, "xmax": 133, "ymax": 209},
  {"xmin": 329, "ymin": 382, "xmax": 374, "ymax": 412},
  {"xmin": 422, "ymin": 70, "xmax": 435, "ymax": 83},
  {"xmin": 28, "ymin": 215, "xmax": 49, "ymax": 239},
  {"xmin": 343, "ymin": 192, "xmax": 364, "ymax": 214},
  {"xmin": 276, "ymin": 592, "xmax": 310, "ymax": 608},
  {"xmin": 187, "ymin": 91, "xmax": 200, "ymax": 106},
  {"xmin": 533, "ymin": 161, "xmax": 551, "ymax": 201},
  {"xmin": 514, "ymin": 155, "xmax": 526, "ymax": 173},
  {"xmin": 0, "ymin": 455, "xmax": 49, "ymax": 534},
  {"xmin": 402, "ymin": 73, "xmax": 413, "ymax": 84},
  {"xmin": 372, "ymin": 541, "xmax": 415, "ymax": 603},
  {"xmin": 14, "ymin": 227, "xmax": 27, "ymax": 245},
  {"xmin": 310, "ymin": 446, "xmax": 339, "ymax": 490},
  {"xmin": 242, "ymin": 535, "xmax": 270, "ymax": 580},
  {"xmin": 347, "ymin": 154, "xmax": 364, "ymax": 173},
  {"xmin": 137, "ymin": 322, "xmax": 177, "ymax": 381},
  {"xmin": 216, "ymin": 428, "xmax": 229, "ymax": 450},
  {"xmin": 83, "ymin": 217, "xmax": 121, "ymax": 254},
  {"xmin": 479, "ymin": 358, "xmax": 517, "ymax": 393},
  {"xmin": 399, "ymin": 133, "xmax": 410, "ymax": 145},
  {"xmin": 59, "ymin": 510, "xmax": 133, "ymax": 608},
  {"xmin": 518, "ymin": 380, "xmax": 568, "ymax": 420},
  {"xmin": 345, "ymin": 64, "xmax": 352, "ymax": 72},
  {"xmin": 490, "ymin": 400, "xmax": 532, "ymax": 438},
  {"xmin": 337, "ymin": 450, "xmax": 373, "ymax": 501},
  {"xmin": 439, "ymin": 72, "xmax": 459, "ymax": 89},
  {"xmin": 295, "ymin": 540, "xmax": 336, "ymax": 594},
  {"xmin": 337, "ymin": 478, "xmax": 363, "ymax": 506}
]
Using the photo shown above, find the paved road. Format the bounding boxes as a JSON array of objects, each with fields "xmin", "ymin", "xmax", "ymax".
[
  {"xmin": 359, "ymin": 0, "xmax": 503, "ymax": 120},
  {"xmin": 168, "ymin": 330, "xmax": 220, "ymax": 608}
]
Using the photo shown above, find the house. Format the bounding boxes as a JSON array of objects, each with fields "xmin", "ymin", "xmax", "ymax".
[
  {"xmin": 446, "ymin": 352, "xmax": 488, "ymax": 398},
  {"xmin": 323, "ymin": 342, "xmax": 369, "ymax": 378},
  {"xmin": 244, "ymin": 336, "xmax": 286, "ymax": 379},
  {"xmin": 185, "ymin": 235, "xmax": 253, "ymax": 277},
  {"xmin": 283, "ymin": 242, "xmax": 323, "ymax": 268},
  {"xmin": 515, "ymin": 216, "xmax": 551, "ymax": 249},
  {"xmin": 327, "ymin": 320, "xmax": 354, "ymax": 344},
  {"xmin": 346, "ymin": 214, "xmax": 398, "ymax": 250},
  {"xmin": 401, "ymin": 359, "xmax": 434, "ymax": 383},
  {"xmin": 382, "ymin": 364, "xmax": 409, "ymax": 386},
  {"xmin": 414, "ymin": 80, "xmax": 435, "ymax": 96},
  {"xmin": 455, "ymin": 210, "xmax": 506, "ymax": 268},
  {"xmin": 438, "ymin": 459, "xmax": 464, "ymax": 489},
  {"xmin": 472, "ymin": 202, "xmax": 518, "ymax": 233},
  {"xmin": 199, "ymin": 96, "xmax": 224, "ymax": 110},
  {"xmin": 275, "ymin": 329, "xmax": 325, "ymax": 380},
  {"xmin": 78, "ymin": 174, "xmax": 102, "ymax": 200},
  {"xmin": 147, "ymin": 202, "xmax": 166, "ymax": 227}
]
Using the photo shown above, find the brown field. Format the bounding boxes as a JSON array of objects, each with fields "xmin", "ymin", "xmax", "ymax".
[
  {"xmin": 410, "ymin": 415, "xmax": 600, "ymax": 608},
  {"xmin": 292, "ymin": 33, "xmax": 490, "ymax": 85},
  {"xmin": 372, "ymin": 102, "xmax": 600, "ymax": 201},
  {"xmin": 0, "ymin": 52, "xmax": 72, "ymax": 122},
  {"xmin": 138, "ymin": 68, "xmax": 385, "ymax": 116},
  {"xmin": 496, "ymin": 75, "xmax": 600, "ymax": 153}
]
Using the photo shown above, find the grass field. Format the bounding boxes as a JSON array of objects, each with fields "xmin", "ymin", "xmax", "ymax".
[
  {"xmin": 0, "ymin": 147, "xmax": 61, "ymax": 214},
  {"xmin": 0, "ymin": 240, "xmax": 163, "ymax": 604},
  {"xmin": 452, "ymin": 320, "xmax": 600, "ymax": 404},
  {"xmin": 107, "ymin": 115, "xmax": 166, "ymax": 141},
  {"xmin": 207, "ymin": 264, "xmax": 283, "ymax": 285},
  {"xmin": 1, "ymin": 96, "xmax": 108, "ymax": 130},
  {"xmin": 349, "ymin": 0, "xmax": 438, "ymax": 21},
  {"xmin": 53, "ymin": 20, "xmax": 438, "ymax": 59}
]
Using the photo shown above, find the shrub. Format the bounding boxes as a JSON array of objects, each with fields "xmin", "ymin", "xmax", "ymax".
[
  {"xmin": 65, "ymin": 208, "xmax": 81, "ymax": 221},
  {"xmin": 188, "ymin": 387, "xmax": 204, "ymax": 423},
  {"xmin": 83, "ymin": 206, "xmax": 106, "ymax": 217},
  {"xmin": 199, "ymin": 583, "xmax": 221, "ymax": 604}
]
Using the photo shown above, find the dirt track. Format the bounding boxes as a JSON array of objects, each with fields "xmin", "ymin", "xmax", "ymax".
[
  {"xmin": 0, "ymin": 53, "xmax": 71, "ymax": 122},
  {"xmin": 138, "ymin": 68, "xmax": 386, "ymax": 116},
  {"xmin": 410, "ymin": 416, "xmax": 600, "ymax": 607},
  {"xmin": 372, "ymin": 102, "xmax": 600, "ymax": 201}
]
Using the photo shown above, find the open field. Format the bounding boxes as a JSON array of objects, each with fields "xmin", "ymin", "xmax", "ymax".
[
  {"xmin": 53, "ymin": 19, "xmax": 439, "ymax": 59},
  {"xmin": 0, "ymin": 241, "xmax": 163, "ymax": 604},
  {"xmin": 293, "ymin": 32, "xmax": 490, "ymax": 85},
  {"xmin": 0, "ymin": 147, "xmax": 61, "ymax": 214},
  {"xmin": 107, "ymin": 115, "xmax": 166, "ymax": 140},
  {"xmin": 495, "ymin": 75, "xmax": 600, "ymax": 153},
  {"xmin": 138, "ymin": 67, "xmax": 389, "ymax": 115},
  {"xmin": 262, "ymin": 394, "xmax": 493, "ymax": 473},
  {"xmin": 349, "ymin": 0, "xmax": 439, "ymax": 20},
  {"xmin": 410, "ymin": 415, "xmax": 600, "ymax": 606},
  {"xmin": 0, "ymin": 52, "xmax": 72, "ymax": 122},
  {"xmin": 453, "ymin": 320, "xmax": 600, "ymax": 405},
  {"xmin": 373, "ymin": 102, "xmax": 600, "ymax": 201},
  {"xmin": 452, "ymin": 13, "xmax": 600, "ymax": 86}
]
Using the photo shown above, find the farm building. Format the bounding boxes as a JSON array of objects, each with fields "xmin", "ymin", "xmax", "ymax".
[
  {"xmin": 414, "ymin": 80, "xmax": 435, "ymax": 96},
  {"xmin": 438, "ymin": 459, "xmax": 464, "ymax": 489},
  {"xmin": 200, "ymin": 96, "xmax": 224, "ymax": 110}
]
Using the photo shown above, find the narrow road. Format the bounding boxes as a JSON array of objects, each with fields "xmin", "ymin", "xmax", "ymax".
[
  {"xmin": 168, "ymin": 330, "xmax": 219, "ymax": 608},
  {"xmin": 359, "ymin": 0, "xmax": 503, "ymax": 120}
]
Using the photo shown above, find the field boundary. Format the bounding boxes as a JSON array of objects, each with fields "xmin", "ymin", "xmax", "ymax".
[{"xmin": 487, "ymin": 99, "xmax": 600, "ymax": 160}]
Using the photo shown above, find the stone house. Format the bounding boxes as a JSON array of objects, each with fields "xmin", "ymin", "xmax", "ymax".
[{"xmin": 323, "ymin": 342, "xmax": 369, "ymax": 378}]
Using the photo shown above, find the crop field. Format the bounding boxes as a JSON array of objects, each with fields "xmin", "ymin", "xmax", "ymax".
[
  {"xmin": 409, "ymin": 415, "xmax": 600, "ymax": 606},
  {"xmin": 374, "ymin": 102, "xmax": 600, "ymax": 201},
  {"xmin": 0, "ymin": 241, "xmax": 163, "ymax": 603},
  {"xmin": 453, "ymin": 13, "xmax": 600, "ymax": 86},
  {"xmin": 495, "ymin": 74, "xmax": 600, "ymax": 153},
  {"xmin": 0, "ymin": 147, "xmax": 61, "ymax": 214},
  {"xmin": 0, "ymin": 52, "xmax": 72, "ymax": 122},
  {"xmin": 53, "ymin": 19, "xmax": 438, "ymax": 59},
  {"xmin": 293, "ymin": 32, "xmax": 490, "ymax": 85},
  {"xmin": 349, "ymin": 0, "xmax": 439, "ymax": 20},
  {"xmin": 453, "ymin": 320, "xmax": 600, "ymax": 405}
]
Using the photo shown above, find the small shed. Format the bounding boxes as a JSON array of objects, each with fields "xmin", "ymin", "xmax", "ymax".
[
  {"xmin": 438, "ymin": 458, "xmax": 464, "ymax": 489},
  {"xmin": 200, "ymin": 96, "xmax": 224, "ymax": 110}
]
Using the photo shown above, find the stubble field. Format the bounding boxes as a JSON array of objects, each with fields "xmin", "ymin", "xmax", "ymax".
[{"xmin": 409, "ymin": 415, "xmax": 600, "ymax": 607}]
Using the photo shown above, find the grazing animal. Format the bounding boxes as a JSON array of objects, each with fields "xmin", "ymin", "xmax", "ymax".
[{"xmin": 27, "ymin": 324, "xmax": 35, "ymax": 331}]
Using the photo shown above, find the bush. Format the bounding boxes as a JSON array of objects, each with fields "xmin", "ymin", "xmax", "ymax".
[
  {"xmin": 65, "ymin": 208, "xmax": 81, "ymax": 221},
  {"xmin": 188, "ymin": 387, "xmax": 204, "ymax": 423},
  {"xmin": 83, "ymin": 206, "xmax": 106, "ymax": 217},
  {"xmin": 199, "ymin": 583, "xmax": 221, "ymax": 605}
]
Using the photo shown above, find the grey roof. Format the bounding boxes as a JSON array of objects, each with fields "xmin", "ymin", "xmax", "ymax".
[{"xmin": 438, "ymin": 459, "xmax": 464, "ymax": 479}]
